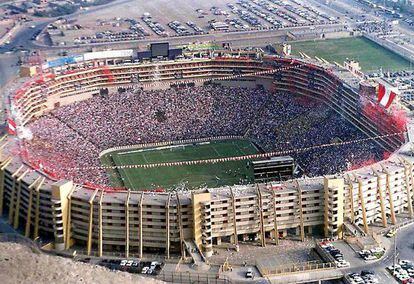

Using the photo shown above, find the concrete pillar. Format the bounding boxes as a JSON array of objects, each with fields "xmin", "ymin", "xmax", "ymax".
[
  {"xmin": 14, "ymin": 169, "xmax": 30, "ymax": 229},
  {"xmin": 25, "ymin": 177, "xmax": 41, "ymax": 238},
  {"xmin": 0, "ymin": 157, "xmax": 12, "ymax": 215},
  {"xmin": 296, "ymin": 181, "xmax": 305, "ymax": 242},
  {"xmin": 34, "ymin": 184, "xmax": 41, "ymax": 239},
  {"xmin": 372, "ymin": 168, "xmax": 388, "ymax": 227},
  {"xmin": 125, "ymin": 190, "xmax": 130, "ymax": 258},
  {"xmin": 65, "ymin": 184, "xmax": 75, "ymax": 250},
  {"xmin": 87, "ymin": 189, "xmax": 99, "ymax": 256},
  {"xmin": 98, "ymin": 191, "xmax": 104, "ymax": 257},
  {"xmin": 165, "ymin": 193, "xmax": 171, "ymax": 259},
  {"xmin": 272, "ymin": 190, "xmax": 279, "ymax": 245},
  {"xmin": 230, "ymin": 188, "xmax": 238, "ymax": 246},
  {"xmin": 8, "ymin": 165, "xmax": 24, "ymax": 224},
  {"xmin": 355, "ymin": 175, "xmax": 369, "ymax": 234},
  {"xmin": 402, "ymin": 162, "xmax": 413, "ymax": 218},
  {"xmin": 382, "ymin": 167, "xmax": 397, "ymax": 225},
  {"xmin": 139, "ymin": 193, "xmax": 144, "ymax": 259},
  {"xmin": 346, "ymin": 175, "xmax": 356, "ymax": 224},
  {"xmin": 256, "ymin": 186, "xmax": 266, "ymax": 247},
  {"xmin": 176, "ymin": 193, "xmax": 185, "ymax": 258}
]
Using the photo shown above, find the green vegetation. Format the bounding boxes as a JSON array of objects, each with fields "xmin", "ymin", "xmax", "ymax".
[
  {"xmin": 101, "ymin": 139, "xmax": 260, "ymax": 190},
  {"xmin": 291, "ymin": 37, "xmax": 412, "ymax": 72},
  {"xmin": 182, "ymin": 42, "xmax": 222, "ymax": 51}
]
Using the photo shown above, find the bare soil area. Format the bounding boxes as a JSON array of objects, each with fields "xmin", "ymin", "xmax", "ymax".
[{"xmin": 0, "ymin": 242, "xmax": 163, "ymax": 284}]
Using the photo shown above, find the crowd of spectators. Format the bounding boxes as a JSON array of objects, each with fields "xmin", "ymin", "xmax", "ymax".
[{"xmin": 25, "ymin": 84, "xmax": 385, "ymax": 187}]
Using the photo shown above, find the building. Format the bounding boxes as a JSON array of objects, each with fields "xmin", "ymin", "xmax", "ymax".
[{"xmin": 0, "ymin": 52, "xmax": 412, "ymax": 259}]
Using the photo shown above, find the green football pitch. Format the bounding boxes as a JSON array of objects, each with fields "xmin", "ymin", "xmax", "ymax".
[
  {"xmin": 291, "ymin": 37, "xmax": 412, "ymax": 72},
  {"xmin": 101, "ymin": 139, "xmax": 261, "ymax": 190}
]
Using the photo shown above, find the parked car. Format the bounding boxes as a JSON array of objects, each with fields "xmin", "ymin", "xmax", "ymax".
[
  {"xmin": 386, "ymin": 229, "xmax": 396, "ymax": 238},
  {"xmin": 336, "ymin": 260, "xmax": 350, "ymax": 268},
  {"xmin": 245, "ymin": 268, "xmax": 254, "ymax": 279},
  {"xmin": 150, "ymin": 261, "xmax": 159, "ymax": 270}
]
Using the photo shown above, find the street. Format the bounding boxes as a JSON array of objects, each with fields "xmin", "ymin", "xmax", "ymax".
[{"xmin": 342, "ymin": 223, "xmax": 414, "ymax": 283}]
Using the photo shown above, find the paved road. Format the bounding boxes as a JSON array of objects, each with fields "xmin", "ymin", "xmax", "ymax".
[
  {"xmin": 340, "ymin": 223, "xmax": 414, "ymax": 283},
  {"xmin": 3, "ymin": 22, "xmax": 346, "ymax": 53},
  {"xmin": 316, "ymin": 0, "xmax": 414, "ymax": 37}
]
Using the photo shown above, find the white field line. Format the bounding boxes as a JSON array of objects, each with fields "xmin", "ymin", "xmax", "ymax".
[{"xmin": 118, "ymin": 142, "xmax": 211, "ymax": 155}]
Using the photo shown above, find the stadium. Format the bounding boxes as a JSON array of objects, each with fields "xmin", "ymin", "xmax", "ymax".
[{"xmin": 0, "ymin": 46, "xmax": 412, "ymax": 261}]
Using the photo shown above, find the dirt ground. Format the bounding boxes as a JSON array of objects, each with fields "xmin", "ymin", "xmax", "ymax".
[
  {"xmin": 0, "ymin": 242, "xmax": 163, "ymax": 284},
  {"xmin": 208, "ymin": 238, "xmax": 318, "ymax": 266},
  {"xmin": 0, "ymin": 19, "xmax": 14, "ymax": 38}
]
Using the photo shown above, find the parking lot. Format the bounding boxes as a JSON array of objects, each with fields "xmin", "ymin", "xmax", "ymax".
[
  {"xmin": 77, "ymin": 257, "xmax": 164, "ymax": 276},
  {"xmin": 387, "ymin": 259, "xmax": 414, "ymax": 284},
  {"xmin": 347, "ymin": 270, "xmax": 380, "ymax": 284},
  {"xmin": 44, "ymin": 0, "xmax": 342, "ymax": 46}
]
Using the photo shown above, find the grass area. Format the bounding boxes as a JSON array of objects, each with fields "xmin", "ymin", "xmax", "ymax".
[
  {"xmin": 291, "ymin": 37, "xmax": 412, "ymax": 72},
  {"xmin": 101, "ymin": 139, "xmax": 260, "ymax": 190}
]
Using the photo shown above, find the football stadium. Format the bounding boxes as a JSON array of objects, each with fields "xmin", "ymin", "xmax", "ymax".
[{"xmin": 0, "ymin": 45, "xmax": 412, "ymax": 261}]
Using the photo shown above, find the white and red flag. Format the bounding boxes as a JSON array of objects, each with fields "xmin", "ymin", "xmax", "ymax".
[
  {"xmin": 377, "ymin": 83, "xmax": 398, "ymax": 109},
  {"xmin": 7, "ymin": 118, "xmax": 17, "ymax": 135}
]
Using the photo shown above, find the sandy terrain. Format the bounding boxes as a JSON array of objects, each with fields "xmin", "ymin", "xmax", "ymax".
[
  {"xmin": 0, "ymin": 242, "xmax": 163, "ymax": 284},
  {"xmin": 208, "ymin": 238, "xmax": 318, "ymax": 266},
  {"xmin": 0, "ymin": 19, "xmax": 14, "ymax": 38}
]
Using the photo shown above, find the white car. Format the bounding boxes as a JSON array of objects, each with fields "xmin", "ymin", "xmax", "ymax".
[
  {"xmin": 393, "ymin": 271, "xmax": 403, "ymax": 278},
  {"xmin": 394, "ymin": 270, "xmax": 409, "ymax": 278},
  {"xmin": 388, "ymin": 264, "xmax": 402, "ymax": 271},
  {"xmin": 358, "ymin": 250, "xmax": 370, "ymax": 256},
  {"xmin": 141, "ymin": 267, "xmax": 149, "ymax": 274},
  {"xmin": 321, "ymin": 243, "xmax": 333, "ymax": 249},
  {"xmin": 370, "ymin": 247, "xmax": 385, "ymax": 254},
  {"xmin": 150, "ymin": 261, "xmax": 159, "ymax": 270},
  {"xmin": 352, "ymin": 276, "xmax": 364, "ymax": 283},
  {"xmin": 400, "ymin": 260, "xmax": 412, "ymax": 266},
  {"xmin": 363, "ymin": 275, "xmax": 379, "ymax": 284},
  {"xmin": 336, "ymin": 260, "xmax": 350, "ymax": 268},
  {"xmin": 364, "ymin": 254, "xmax": 377, "ymax": 261},
  {"xmin": 397, "ymin": 268, "xmax": 409, "ymax": 275},
  {"xmin": 398, "ymin": 274, "xmax": 410, "ymax": 281}
]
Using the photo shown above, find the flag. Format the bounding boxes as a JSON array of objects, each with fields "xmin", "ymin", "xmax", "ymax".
[
  {"xmin": 378, "ymin": 83, "xmax": 397, "ymax": 109},
  {"xmin": 7, "ymin": 118, "xmax": 16, "ymax": 135}
]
